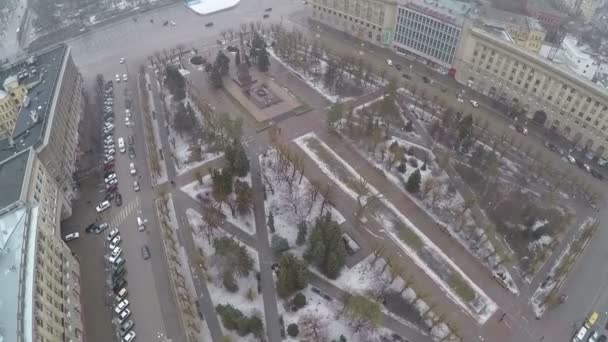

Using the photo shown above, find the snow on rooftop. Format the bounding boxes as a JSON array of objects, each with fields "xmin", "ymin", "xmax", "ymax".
[
  {"xmin": 0, "ymin": 205, "xmax": 37, "ymax": 342},
  {"xmin": 184, "ymin": 0, "xmax": 240, "ymax": 15}
]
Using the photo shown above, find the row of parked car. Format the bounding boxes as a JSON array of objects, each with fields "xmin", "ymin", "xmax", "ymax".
[{"xmin": 107, "ymin": 228, "xmax": 136, "ymax": 341}]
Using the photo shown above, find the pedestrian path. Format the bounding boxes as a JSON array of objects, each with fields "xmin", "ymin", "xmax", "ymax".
[{"xmin": 107, "ymin": 196, "xmax": 140, "ymax": 229}]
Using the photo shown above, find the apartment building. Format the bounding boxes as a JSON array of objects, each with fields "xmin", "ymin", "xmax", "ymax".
[
  {"xmin": 0, "ymin": 148, "xmax": 83, "ymax": 342},
  {"xmin": 523, "ymin": 0, "xmax": 565, "ymax": 32},
  {"xmin": 480, "ymin": 7, "xmax": 546, "ymax": 54},
  {"xmin": 0, "ymin": 76, "xmax": 27, "ymax": 136},
  {"xmin": 455, "ymin": 24, "xmax": 608, "ymax": 156},
  {"xmin": 392, "ymin": 0, "xmax": 475, "ymax": 68},
  {"xmin": 0, "ymin": 44, "xmax": 83, "ymax": 219},
  {"xmin": 310, "ymin": 0, "xmax": 398, "ymax": 46}
]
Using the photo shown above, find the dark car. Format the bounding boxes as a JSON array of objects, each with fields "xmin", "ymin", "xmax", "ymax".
[
  {"xmin": 598, "ymin": 335, "xmax": 606, "ymax": 342},
  {"xmin": 590, "ymin": 169, "xmax": 604, "ymax": 180},
  {"xmin": 422, "ymin": 76, "xmax": 430, "ymax": 83},
  {"xmin": 104, "ymin": 170, "xmax": 116, "ymax": 178},
  {"xmin": 105, "ymin": 192, "xmax": 115, "ymax": 202},
  {"xmin": 401, "ymin": 73, "xmax": 410, "ymax": 80},
  {"xmin": 265, "ymin": 7, "xmax": 272, "ymax": 11},
  {"xmin": 106, "ymin": 184, "xmax": 118, "ymax": 193},
  {"xmin": 205, "ymin": 22, "xmax": 214, "ymax": 27},
  {"xmin": 226, "ymin": 45, "xmax": 238, "ymax": 52},
  {"xmin": 128, "ymin": 147, "xmax": 136, "ymax": 159},
  {"xmin": 104, "ymin": 163, "xmax": 115, "ymax": 171},
  {"xmin": 113, "ymin": 279, "xmax": 127, "ymax": 293},
  {"xmin": 395, "ymin": 64, "xmax": 402, "ymax": 70},
  {"xmin": 128, "ymin": 135, "xmax": 134, "ymax": 146},
  {"xmin": 115, "ymin": 193, "xmax": 123, "ymax": 207},
  {"xmin": 263, "ymin": 14, "xmax": 270, "ymax": 18},
  {"xmin": 141, "ymin": 245, "xmax": 151, "ymax": 260},
  {"xmin": 85, "ymin": 223, "xmax": 98, "ymax": 233}
]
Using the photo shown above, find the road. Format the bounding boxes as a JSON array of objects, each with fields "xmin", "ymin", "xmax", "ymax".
[{"xmin": 55, "ymin": 1, "xmax": 608, "ymax": 341}]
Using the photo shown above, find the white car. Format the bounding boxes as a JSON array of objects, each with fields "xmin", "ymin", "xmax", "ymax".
[
  {"xmin": 123, "ymin": 331, "xmax": 136, "ymax": 342},
  {"xmin": 567, "ymin": 155, "xmax": 576, "ymax": 164},
  {"xmin": 110, "ymin": 235, "xmax": 122, "ymax": 249},
  {"xmin": 125, "ymin": 109, "xmax": 131, "ymax": 118},
  {"xmin": 96, "ymin": 200, "xmax": 111, "ymax": 213},
  {"xmin": 469, "ymin": 100, "xmax": 479, "ymax": 107},
  {"xmin": 105, "ymin": 173, "xmax": 117, "ymax": 182},
  {"xmin": 64, "ymin": 232, "xmax": 80, "ymax": 242},
  {"xmin": 118, "ymin": 137, "xmax": 126, "ymax": 153},
  {"xmin": 109, "ymin": 253, "xmax": 119, "ymax": 264},
  {"xmin": 588, "ymin": 330, "xmax": 599, "ymax": 342},
  {"xmin": 133, "ymin": 180, "xmax": 140, "ymax": 192},
  {"xmin": 169, "ymin": 21, "xmax": 176, "ymax": 26},
  {"xmin": 105, "ymin": 155, "xmax": 115, "ymax": 163},
  {"xmin": 115, "ymin": 74, "xmax": 121, "ymax": 83},
  {"xmin": 120, "ymin": 58, "xmax": 125, "ymax": 64},
  {"xmin": 118, "ymin": 308, "xmax": 131, "ymax": 323},
  {"xmin": 114, "ymin": 299, "xmax": 130, "ymax": 314},
  {"xmin": 129, "ymin": 162, "xmax": 137, "ymax": 175},
  {"xmin": 386, "ymin": 59, "xmax": 393, "ymax": 66},
  {"xmin": 106, "ymin": 178, "xmax": 118, "ymax": 187},
  {"xmin": 107, "ymin": 228, "xmax": 119, "ymax": 241},
  {"xmin": 123, "ymin": 74, "xmax": 128, "ymax": 82},
  {"xmin": 574, "ymin": 325, "xmax": 588, "ymax": 342},
  {"xmin": 457, "ymin": 97, "xmax": 464, "ymax": 103},
  {"xmin": 111, "ymin": 246, "xmax": 122, "ymax": 258}
]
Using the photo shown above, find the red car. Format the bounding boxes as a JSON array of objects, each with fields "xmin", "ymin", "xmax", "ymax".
[
  {"xmin": 104, "ymin": 163, "xmax": 115, "ymax": 171},
  {"xmin": 106, "ymin": 184, "xmax": 118, "ymax": 193}
]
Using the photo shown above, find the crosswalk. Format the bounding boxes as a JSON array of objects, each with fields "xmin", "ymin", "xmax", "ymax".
[{"xmin": 106, "ymin": 196, "xmax": 140, "ymax": 230}]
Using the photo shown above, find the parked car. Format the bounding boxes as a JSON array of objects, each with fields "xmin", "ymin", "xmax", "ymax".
[
  {"xmin": 85, "ymin": 223, "xmax": 97, "ymax": 233},
  {"xmin": 113, "ymin": 279, "xmax": 127, "ymax": 293},
  {"xmin": 394, "ymin": 63, "xmax": 402, "ymax": 70},
  {"xmin": 120, "ymin": 320, "xmax": 134, "ymax": 335},
  {"xmin": 401, "ymin": 73, "xmax": 411, "ymax": 80},
  {"xmin": 129, "ymin": 162, "xmax": 137, "ymax": 175},
  {"xmin": 128, "ymin": 135, "xmax": 134, "ymax": 146},
  {"xmin": 128, "ymin": 147, "xmax": 136, "ymax": 159},
  {"xmin": 123, "ymin": 331, "xmax": 136, "ymax": 342},
  {"xmin": 111, "ymin": 246, "xmax": 122, "ymax": 258},
  {"xmin": 114, "ymin": 299, "xmax": 130, "ymax": 314},
  {"xmin": 589, "ymin": 331, "xmax": 600, "ymax": 342},
  {"xmin": 107, "ymin": 228, "xmax": 119, "ymax": 241},
  {"xmin": 141, "ymin": 245, "xmax": 151, "ymax": 260},
  {"xmin": 95, "ymin": 223, "xmax": 109, "ymax": 234},
  {"xmin": 515, "ymin": 124, "xmax": 528, "ymax": 135},
  {"xmin": 386, "ymin": 59, "xmax": 393, "ymax": 66},
  {"xmin": 115, "ymin": 74, "xmax": 121, "ymax": 82},
  {"xmin": 105, "ymin": 172, "xmax": 117, "ymax": 182},
  {"xmin": 106, "ymin": 179, "xmax": 118, "ymax": 188},
  {"xmin": 568, "ymin": 155, "xmax": 577, "ymax": 164},
  {"xmin": 96, "ymin": 200, "xmax": 111, "ymax": 213},
  {"xmin": 469, "ymin": 100, "xmax": 479, "ymax": 107},
  {"xmin": 205, "ymin": 22, "xmax": 214, "ymax": 27},
  {"xmin": 117, "ymin": 287, "xmax": 129, "ymax": 301},
  {"xmin": 118, "ymin": 308, "xmax": 131, "ymax": 324},
  {"xmin": 123, "ymin": 74, "xmax": 128, "ymax": 82},
  {"xmin": 64, "ymin": 232, "xmax": 80, "ymax": 242},
  {"xmin": 110, "ymin": 235, "xmax": 122, "ymax": 249},
  {"xmin": 113, "ymin": 257, "xmax": 125, "ymax": 268},
  {"xmin": 133, "ymin": 180, "xmax": 140, "ymax": 192},
  {"xmin": 106, "ymin": 184, "xmax": 118, "ymax": 193},
  {"xmin": 263, "ymin": 14, "xmax": 269, "ymax": 18},
  {"xmin": 591, "ymin": 169, "xmax": 604, "ymax": 180}
]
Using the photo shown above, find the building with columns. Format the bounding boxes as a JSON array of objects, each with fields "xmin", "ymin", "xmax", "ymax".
[{"xmin": 455, "ymin": 24, "xmax": 608, "ymax": 156}]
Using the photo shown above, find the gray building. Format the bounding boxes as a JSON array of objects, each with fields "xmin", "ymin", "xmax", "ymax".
[{"xmin": 392, "ymin": 0, "xmax": 477, "ymax": 68}]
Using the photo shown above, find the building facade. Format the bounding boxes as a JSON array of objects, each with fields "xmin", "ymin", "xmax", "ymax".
[
  {"xmin": 310, "ymin": 0, "xmax": 398, "ymax": 46},
  {"xmin": 392, "ymin": 0, "xmax": 474, "ymax": 68},
  {"xmin": 0, "ymin": 44, "xmax": 83, "ymax": 219},
  {"xmin": 455, "ymin": 25, "xmax": 608, "ymax": 156},
  {"xmin": 0, "ymin": 148, "xmax": 83, "ymax": 342},
  {"xmin": 0, "ymin": 77, "xmax": 27, "ymax": 137},
  {"xmin": 480, "ymin": 7, "xmax": 546, "ymax": 54}
]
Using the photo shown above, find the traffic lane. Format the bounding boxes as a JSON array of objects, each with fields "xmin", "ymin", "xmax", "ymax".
[
  {"xmin": 69, "ymin": 0, "xmax": 302, "ymax": 72},
  {"xmin": 62, "ymin": 179, "xmax": 115, "ymax": 342}
]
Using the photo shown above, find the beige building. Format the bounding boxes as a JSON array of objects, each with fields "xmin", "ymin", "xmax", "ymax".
[
  {"xmin": 310, "ymin": 0, "xmax": 398, "ymax": 46},
  {"xmin": 0, "ymin": 77, "xmax": 27, "ymax": 137},
  {"xmin": 480, "ymin": 7, "xmax": 546, "ymax": 54},
  {"xmin": 0, "ymin": 148, "xmax": 83, "ymax": 342},
  {"xmin": 455, "ymin": 24, "xmax": 608, "ymax": 156},
  {"xmin": 0, "ymin": 44, "xmax": 83, "ymax": 218}
]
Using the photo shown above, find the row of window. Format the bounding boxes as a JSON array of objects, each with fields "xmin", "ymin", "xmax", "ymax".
[{"xmin": 314, "ymin": 5, "xmax": 383, "ymax": 32}]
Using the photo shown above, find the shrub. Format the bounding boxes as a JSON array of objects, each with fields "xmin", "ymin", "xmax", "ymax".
[
  {"xmin": 397, "ymin": 162, "xmax": 407, "ymax": 174},
  {"xmin": 287, "ymin": 323, "xmax": 299, "ymax": 337},
  {"xmin": 409, "ymin": 157, "xmax": 418, "ymax": 168},
  {"xmin": 292, "ymin": 292, "xmax": 307, "ymax": 310},
  {"xmin": 222, "ymin": 270, "xmax": 238, "ymax": 293},
  {"xmin": 271, "ymin": 234, "xmax": 290, "ymax": 254}
]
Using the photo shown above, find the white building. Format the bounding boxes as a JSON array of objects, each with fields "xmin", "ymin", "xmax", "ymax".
[
  {"xmin": 553, "ymin": 35, "xmax": 601, "ymax": 81},
  {"xmin": 392, "ymin": 0, "xmax": 477, "ymax": 68}
]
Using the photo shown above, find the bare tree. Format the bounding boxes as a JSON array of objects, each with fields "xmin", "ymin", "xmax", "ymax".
[{"xmin": 299, "ymin": 313, "xmax": 329, "ymax": 342}]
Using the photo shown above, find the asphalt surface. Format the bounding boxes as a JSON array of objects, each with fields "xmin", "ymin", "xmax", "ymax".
[{"xmin": 54, "ymin": 1, "xmax": 608, "ymax": 342}]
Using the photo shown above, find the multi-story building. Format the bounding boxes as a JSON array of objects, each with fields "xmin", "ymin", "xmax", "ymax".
[
  {"xmin": 479, "ymin": 7, "xmax": 546, "ymax": 54},
  {"xmin": 392, "ymin": 0, "xmax": 476, "ymax": 69},
  {"xmin": 455, "ymin": 24, "xmax": 608, "ymax": 156},
  {"xmin": 552, "ymin": 35, "xmax": 601, "ymax": 80},
  {"xmin": 0, "ymin": 147, "xmax": 83, "ymax": 342},
  {"xmin": 524, "ymin": 0, "xmax": 565, "ymax": 32},
  {"xmin": 0, "ymin": 76, "xmax": 27, "ymax": 136},
  {"xmin": 0, "ymin": 44, "xmax": 83, "ymax": 219},
  {"xmin": 310, "ymin": 0, "xmax": 398, "ymax": 46}
]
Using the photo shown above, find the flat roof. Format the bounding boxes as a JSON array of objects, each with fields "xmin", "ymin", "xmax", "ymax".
[
  {"xmin": 0, "ymin": 148, "xmax": 31, "ymax": 211},
  {"xmin": 529, "ymin": 0, "xmax": 560, "ymax": 13},
  {"xmin": 399, "ymin": 0, "xmax": 478, "ymax": 26},
  {"xmin": 0, "ymin": 204, "xmax": 37, "ymax": 342},
  {"xmin": 481, "ymin": 7, "xmax": 544, "ymax": 32},
  {"xmin": 0, "ymin": 44, "xmax": 68, "ymax": 161}
]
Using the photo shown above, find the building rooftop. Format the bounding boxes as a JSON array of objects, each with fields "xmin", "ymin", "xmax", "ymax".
[
  {"xmin": 0, "ymin": 203, "xmax": 37, "ymax": 342},
  {"xmin": 0, "ymin": 148, "xmax": 31, "ymax": 211},
  {"xmin": 0, "ymin": 44, "xmax": 68, "ymax": 161},
  {"xmin": 481, "ymin": 6, "xmax": 544, "ymax": 32},
  {"xmin": 472, "ymin": 25, "xmax": 608, "ymax": 99},
  {"xmin": 400, "ymin": 0, "xmax": 479, "ymax": 26},
  {"xmin": 528, "ymin": 0, "xmax": 561, "ymax": 13}
]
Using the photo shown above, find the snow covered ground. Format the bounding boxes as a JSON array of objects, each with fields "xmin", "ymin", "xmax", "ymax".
[
  {"xmin": 259, "ymin": 148, "xmax": 344, "ymax": 250},
  {"xmin": 187, "ymin": 209, "xmax": 264, "ymax": 341},
  {"xmin": 181, "ymin": 174, "xmax": 256, "ymax": 235},
  {"xmin": 185, "ymin": 0, "xmax": 240, "ymax": 15},
  {"xmin": 295, "ymin": 132, "xmax": 498, "ymax": 325}
]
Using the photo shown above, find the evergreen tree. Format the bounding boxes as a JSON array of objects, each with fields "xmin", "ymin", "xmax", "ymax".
[
  {"xmin": 268, "ymin": 212, "xmax": 275, "ymax": 233},
  {"xmin": 406, "ymin": 169, "xmax": 421, "ymax": 193},
  {"xmin": 165, "ymin": 65, "xmax": 186, "ymax": 100},
  {"xmin": 235, "ymin": 49, "xmax": 241, "ymax": 66},
  {"xmin": 216, "ymin": 51, "xmax": 230, "ymax": 76},
  {"xmin": 287, "ymin": 324, "xmax": 299, "ymax": 337},
  {"xmin": 292, "ymin": 292, "xmax": 306, "ymax": 310},
  {"xmin": 271, "ymin": 234, "xmax": 290, "ymax": 254},
  {"xmin": 235, "ymin": 180, "xmax": 253, "ymax": 215},
  {"xmin": 211, "ymin": 168, "xmax": 233, "ymax": 204},
  {"xmin": 343, "ymin": 295, "xmax": 382, "ymax": 330},
  {"xmin": 233, "ymin": 143, "xmax": 250, "ymax": 177},
  {"xmin": 276, "ymin": 253, "xmax": 309, "ymax": 298},
  {"xmin": 209, "ymin": 63, "xmax": 223, "ymax": 88},
  {"xmin": 397, "ymin": 162, "xmax": 407, "ymax": 174},
  {"xmin": 305, "ymin": 213, "xmax": 347, "ymax": 279},
  {"xmin": 222, "ymin": 269, "xmax": 238, "ymax": 292},
  {"xmin": 173, "ymin": 102, "xmax": 195, "ymax": 134},
  {"xmin": 214, "ymin": 237, "xmax": 254, "ymax": 277}
]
